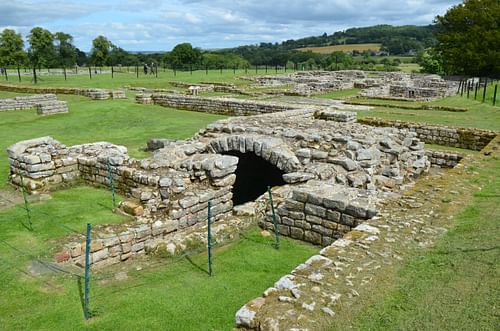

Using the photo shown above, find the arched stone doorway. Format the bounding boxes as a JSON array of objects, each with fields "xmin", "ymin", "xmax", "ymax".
[{"xmin": 223, "ymin": 151, "xmax": 286, "ymax": 205}]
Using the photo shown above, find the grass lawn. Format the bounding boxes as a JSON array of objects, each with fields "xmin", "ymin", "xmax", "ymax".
[
  {"xmin": 316, "ymin": 88, "xmax": 361, "ymax": 99},
  {"xmin": 0, "ymin": 94, "xmax": 226, "ymax": 188},
  {"xmin": 354, "ymin": 95, "xmax": 500, "ymax": 132},
  {"xmin": 0, "ymin": 187, "xmax": 317, "ymax": 330},
  {"xmin": 0, "ymin": 69, "xmax": 281, "ymax": 90}
]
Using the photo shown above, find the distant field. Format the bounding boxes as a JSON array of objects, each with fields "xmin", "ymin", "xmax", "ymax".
[{"xmin": 296, "ymin": 43, "xmax": 382, "ymax": 54}]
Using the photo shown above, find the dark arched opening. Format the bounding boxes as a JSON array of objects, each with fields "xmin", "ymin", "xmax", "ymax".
[{"xmin": 223, "ymin": 151, "xmax": 286, "ymax": 205}]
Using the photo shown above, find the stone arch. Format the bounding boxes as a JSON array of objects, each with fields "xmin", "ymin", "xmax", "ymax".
[
  {"xmin": 207, "ymin": 135, "xmax": 301, "ymax": 205},
  {"xmin": 207, "ymin": 134, "xmax": 301, "ymax": 173}
]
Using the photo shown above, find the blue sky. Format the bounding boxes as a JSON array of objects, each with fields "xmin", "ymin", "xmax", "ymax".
[{"xmin": 0, "ymin": 0, "xmax": 461, "ymax": 51}]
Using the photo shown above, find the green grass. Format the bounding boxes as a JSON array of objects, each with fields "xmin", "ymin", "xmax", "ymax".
[
  {"xmin": 0, "ymin": 69, "xmax": 279, "ymax": 90},
  {"xmin": 316, "ymin": 88, "xmax": 361, "ymax": 99},
  {"xmin": 0, "ymin": 94, "xmax": 226, "ymax": 188},
  {"xmin": 337, "ymin": 154, "xmax": 500, "ymax": 331},
  {"xmin": 354, "ymin": 95, "xmax": 500, "ymax": 131},
  {"xmin": 398, "ymin": 63, "xmax": 421, "ymax": 73},
  {"xmin": 0, "ymin": 189, "xmax": 317, "ymax": 330}
]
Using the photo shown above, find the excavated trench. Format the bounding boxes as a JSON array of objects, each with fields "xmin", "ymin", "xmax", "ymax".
[{"xmin": 222, "ymin": 151, "xmax": 286, "ymax": 205}]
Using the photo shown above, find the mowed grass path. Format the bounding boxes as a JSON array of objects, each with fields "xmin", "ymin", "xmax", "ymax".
[
  {"xmin": 0, "ymin": 94, "xmax": 226, "ymax": 188},
  {"xmin": 0, "ymin": 187, "xmax": 317, "ymax": 330}
]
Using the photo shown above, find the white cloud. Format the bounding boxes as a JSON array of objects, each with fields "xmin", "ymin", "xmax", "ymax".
[{"xmin": 0, "ymin": 0, "xmax": 461, "ymax": 51}]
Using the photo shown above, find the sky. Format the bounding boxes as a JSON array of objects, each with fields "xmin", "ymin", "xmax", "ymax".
[{"xmin": 0, "ymin": 0, "xmax": 462, "ymax": 52}]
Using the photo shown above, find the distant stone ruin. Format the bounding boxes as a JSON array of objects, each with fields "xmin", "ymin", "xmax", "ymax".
[
  {"xmin": 243, "ymin": 70, "xmax": 457, "ymax": 99},
  {"xmin": 0, "ymin": 94, "xmax": 68, "ymax": 115},
  {"xmin": 0, "ymin": 83, "xmax": 126, "ymax": 100}
]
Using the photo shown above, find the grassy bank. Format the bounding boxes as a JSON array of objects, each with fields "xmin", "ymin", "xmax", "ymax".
[{"xmin": 0, "ymin": 188, "xmax": 317, "ymax": 330}]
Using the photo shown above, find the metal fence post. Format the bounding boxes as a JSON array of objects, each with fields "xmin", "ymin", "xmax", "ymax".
[
  {"xmin": 493, "ymin": 85, "xmax": 498, "ymax": 106},
  {"xmin": 19, "ymin": 175, "xmax": 33, "ymax": 231},
  {"xmin": 207, "ymin": 200, "xmax": 212, "ymax": 276},
  {"xmin": 267, "ymin": 186, "xmax": 280, "ymax": 249},
  {"xmin": 84, "ymin": 223, "xmax": 91, "ymax": 320},
  {"xmin": 483, "ymin": 81, "xmax": 487, "ymax": 102}
]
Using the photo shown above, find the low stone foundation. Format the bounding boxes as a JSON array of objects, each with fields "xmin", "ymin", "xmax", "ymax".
[
  {"xmin": 140, "ymin": 93, "xmax": 298, "ymax": 115},
  {"xmin": 425, "ymin": 149, "xmax": 464, "ymax": 168},
  {"xmin": 60, "ymin": 212, "xmax": 251, "ymax": 269},
  {"xmin": 359, "ymin": 117, "xmax": 497, "ymax": 151},
  {"xmin": 0, "ymin": 94, "xmax": 57, "ymax": 111},
  {"xmin": 35, "ymin": 100, "xmax": 68, "ymax": 115},
  {"xmin": 0, "ymin": 83, "xmax": 126, "ymax": 100},
  {"xmin": 314, "ymin": 110, "xmax": 357, "ymax": 123}
]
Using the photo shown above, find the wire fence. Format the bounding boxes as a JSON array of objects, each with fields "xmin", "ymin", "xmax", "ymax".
[
  {"xmin": 0, "ymin": 187, "xmax": 281, "ymax": 321},
  {"xmin": 0, "ymin": 63, "xmax": 300, "ymax": 84},
  {"xmin": 455, "ymin": 77, "xmax": 499, "ymax": 106}
]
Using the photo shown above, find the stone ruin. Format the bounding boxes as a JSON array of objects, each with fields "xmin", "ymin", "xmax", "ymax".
[
  {"xmin": 0, "ymin": 94, "xmax": 68, "ymax": 115},
  {"xmin": 243, "ymin": 70, "xmax": 457, "ymax": 100},
  {"xmin": 0, "ymin": 83, "xmax": 126, "ymax": 101},
  {"xmin": 4, "ymin": 69, "xmax": 481, "ymax": 329},
  {"xmin": 7, "ymin": 103, "xmax": 432, "ymax": 270}
]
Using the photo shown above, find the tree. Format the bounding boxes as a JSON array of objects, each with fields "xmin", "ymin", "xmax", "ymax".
[
  {"xmin": 416, "ymin": 49, "xmax": 443, "ymax": 74},
  {"xmin": 75, "ymin": 48, "xmax": 88, "ymax": 66},
  {"xmin": 166, "ymin": 43, "xmax": 201, "ymax": 69},
  {"xmin": 90, "ymin": 35, "xmax": 113, "ymax": 66},
  {"xmin": 0, "ymin": 29, "xmax": 27, "ymax": 67},
  {"xmin": 435, "ymin": 0, "xmax": 500, "ymax": 76},
  {"xmin": 27, "ymin": 27, "xmax": 55, "ymax": 68},
  {"xmin": 54, "ymin": 32, "xmax": 77, "ymax": 68}
]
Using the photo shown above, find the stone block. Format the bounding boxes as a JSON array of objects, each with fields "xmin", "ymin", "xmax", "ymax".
[{"xmin": 304, "ymin": 230, "xmax": 322, "ymax": 245}]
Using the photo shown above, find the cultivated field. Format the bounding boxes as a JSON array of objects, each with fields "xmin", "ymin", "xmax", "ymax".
[{"xmin": 296, "ymin": 43, "xmax": 382, "ymax": 54}]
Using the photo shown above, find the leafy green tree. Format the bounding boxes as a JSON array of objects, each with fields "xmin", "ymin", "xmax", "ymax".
[
  {"xmin": 166, "ymin": 43, "xmax": 201, "ymax": 69},
  {"xmin": 0, "ymin": 29, "xmax": 27, "ymax": 68},
  {"xmin": 54, "ymin": 32, "xmax": 77, "ymax": 68},
  {"xmin": 435, "ymin": 0, "xmax": 500, "ymax": 76},
  {"xmin": 27, "ymin": 27, "xmax": 55, "ymax": 68},
  {"xmin": 75, "ymin": 48, "xmax": 88, "ymax": 66},
  {"xmin": 90, "ymin": 35, "xmax": 113, "ymax": 66},
  {"xmin": 416, "ymin": 49, "xmax": 443, "ymax": 74}
]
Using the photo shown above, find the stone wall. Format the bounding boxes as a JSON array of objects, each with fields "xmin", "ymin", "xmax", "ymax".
[
  {"xmin": 142, "ymin": 93, "xmax": 298, "ymax": 115},
  {"xmin": 0, "ymin": 83, "xmax": 126, "ymax": 100},
  {"xmin": 59, "ymin": 211, "xmax": 253, "ymax": 269},
  {"xmin": 425, "ymin": 149, "xmax": 464, "ymax": 168},
  {"xmin": 7, "ymin": 108, "xmax": 432, "ymax": 271},
  {"xmin": 7, "ymin": 138, "xmax": 237, "ymax": 228},
  {"xmin": 35, "ymin": 100, "xmax": 68, "ymax": 115},
  {"xmin": 314, "ymin": 109, "xmax": 357, "ymax": 123},
  {"xmin": 0, "ymin": 94, "xmax": 57, "ymax": 111},
  {"xmin": 359, "ymin": 117, "xmax": 497, "ymax": 151},
  {"xmin": 260, "ymin": 182, "xmax": 377, "ymax": 246}
]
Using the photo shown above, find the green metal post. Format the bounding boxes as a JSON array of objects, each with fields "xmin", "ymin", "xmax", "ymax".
[
  {"xmin": 483, "ymin": 81, "xmax": 487, "ymax": 102},
  {"xmin": 107, "ymin": 158, "xmax": 116, "ymax": 208},
  {"xmin": 493, "ymin": 85, "xmax": 498, "ymax": 106},
  {"xmin": 19, "ymin": 175, "xmax": 33, "ymax": 231},
  {"xmin": 207, "ymin": 200, "xmax": 212, "ymax": 276},
  {"xmin": 267, "ymin": 186, "xmax": 280, "ymax": 249},
  {"xmin": 84, "ymin": 223, "xmax": 91, "ymax": 320},
  {"xmin": 474, "ymin": 82, "xmax": 478, "ymax": 100}
]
